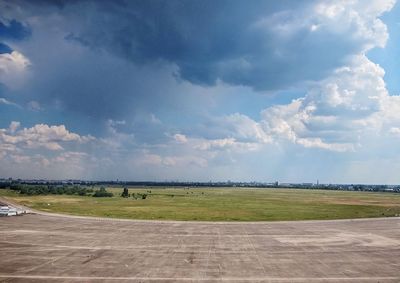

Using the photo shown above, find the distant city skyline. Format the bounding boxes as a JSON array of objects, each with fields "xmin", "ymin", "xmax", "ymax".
[{"xmin": 1, "ymin": 0, "xmax": 400, "ymax": 183}]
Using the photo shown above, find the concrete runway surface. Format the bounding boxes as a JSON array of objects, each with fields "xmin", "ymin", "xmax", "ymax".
[{"xmin": 0, "ymin": 214, "xmax": 399, "ymax": 282}]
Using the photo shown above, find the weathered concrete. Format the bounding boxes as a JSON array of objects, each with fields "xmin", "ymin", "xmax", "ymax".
[{"xmin": 0, "ymin": 214, "xmax": 399, "ymax": 282}]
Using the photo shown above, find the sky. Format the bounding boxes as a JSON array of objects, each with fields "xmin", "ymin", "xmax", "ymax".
[{"xmin": 0, "ymin": 0, "xmax": 400, "ymax": 183}]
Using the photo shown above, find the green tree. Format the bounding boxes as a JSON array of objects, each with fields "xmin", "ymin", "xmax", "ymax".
[{"xmin": 121, "ymin": 187, "xmax": 129, "ymax": 198}]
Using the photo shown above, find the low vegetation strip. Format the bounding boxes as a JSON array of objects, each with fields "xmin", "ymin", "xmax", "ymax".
[{"xmin": 1, "ymin": 187, "xmax": 400, "ymax": 221}]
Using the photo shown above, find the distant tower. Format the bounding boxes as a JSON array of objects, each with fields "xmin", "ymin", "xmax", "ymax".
[{"xmin": 317, "ymin": 179, "xmax": 319, "ymax": 186}]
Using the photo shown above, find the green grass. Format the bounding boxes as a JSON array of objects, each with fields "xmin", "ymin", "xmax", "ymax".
[{"xmin": 1, "ymin": 187, "xmax": 400, "ymax": 221}]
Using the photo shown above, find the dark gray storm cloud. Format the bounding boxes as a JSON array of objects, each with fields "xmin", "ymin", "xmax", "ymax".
[
  {"xmin": 3, "ymin": 0, "xmax": 365, "ymax": 91},
  {"xmin": 60, "ymin": 0, "xmax": 356, "ymax": 90}
]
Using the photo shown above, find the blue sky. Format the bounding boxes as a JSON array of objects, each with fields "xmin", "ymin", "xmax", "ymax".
[{"xmin": 0, "ymin": 0, "xmax": 400, "ymax": 183}]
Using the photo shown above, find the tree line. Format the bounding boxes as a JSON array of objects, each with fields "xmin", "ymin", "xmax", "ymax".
[
  {"xmin": 2, "ymin": 183, "xmax": 151, "ymax": 199},
  {"xmin": 3, "ymin": 183, "xmax": 114, "ymax": 197}
]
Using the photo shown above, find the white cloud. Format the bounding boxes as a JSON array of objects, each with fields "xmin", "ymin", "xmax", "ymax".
[
  {"xmin": 149, "ymin": 113, "xmax": 161, "ymax": 124},
  {"xmin": 53, "ymin": 151, "xmax": 88, "ymax": 163},
  {"xmin": 9, "ymin": 121, "xmax": 20, "ymax": 133},
  {"xmin": 0, "ymin": 51, "xmax": 30, "ymax": 73},
  {"xmin": 296, "ymin": 137, "xmax": 354, "ymax": 152},
  {"xmin": 173, "ymin": 133, "xmax": 188, "ymax": 143},
  {"xmin": 1, "ymin": 150, "xmax": 91, "ymax": 179},
  {"xmin": 256, "ymin": 0, "xmax": 394, "ymax": 52},
  {"xmin": 136, "ymin": 153, "xmax": 163, "ymax": 166},
  {"xmin": 195, "ymin": 138, "xmax": 236, "ymax": 151},
  {"xmin": 192, "ymin": 138, "xmax": 260, "ymax": 152},
  {"xmin": 9, "ymin": 154, "xmax": 31, "ymax": 164},
  {"xmin": 258, "ymin": 55, "xmax": 396, "ymax": 151},
  {"xmin": 0, "ymin": 51, "xmax": 31, "ymax": 89},
  {"xmin": 107, "ymin": 119, "xmax": 126, "ymax": 127},
  {"xmin": 163, "ymin": 155, "xmax": 208, "ymax": 168},
  {"xmin": 312, "ymin": 0, "xmax": 394, "ymax": 50},
  {"xmin": 0, "ymin": 122, "xmax": 94, "ymax": 154},
  {"xmin": 389, "ymin": 127, "xmax": 400, "ymax": 136},
  {"xmin": 216, "ymin": 113, "xmax": 272, "ymax": 144},
  {"xmin": 0, "ymin": 97, "xmax": 20, "ymax": 108},
  {"xmin": 0, "ymin": 122, "xmax": 95, "ymax": 178}
]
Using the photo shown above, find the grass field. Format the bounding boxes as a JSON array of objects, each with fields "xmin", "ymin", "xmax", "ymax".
[{"xmin": 1, "ymin": 187, "xmax": 400, "ymax": 221}]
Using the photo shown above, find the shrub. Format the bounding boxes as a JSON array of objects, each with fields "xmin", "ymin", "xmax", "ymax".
[{"xmin": 93, "ymin": 187, "xmax": 113, "ymax": 197}]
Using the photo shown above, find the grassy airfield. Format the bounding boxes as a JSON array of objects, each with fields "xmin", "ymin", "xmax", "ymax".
[{"xmin": 1, "ymin": 187, "xmax": 400, "ymax": 221}]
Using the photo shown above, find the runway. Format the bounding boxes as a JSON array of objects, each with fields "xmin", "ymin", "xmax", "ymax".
[{"xmin": 1, "ymin": 214, "xmax": 399, "ymax": 282}]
